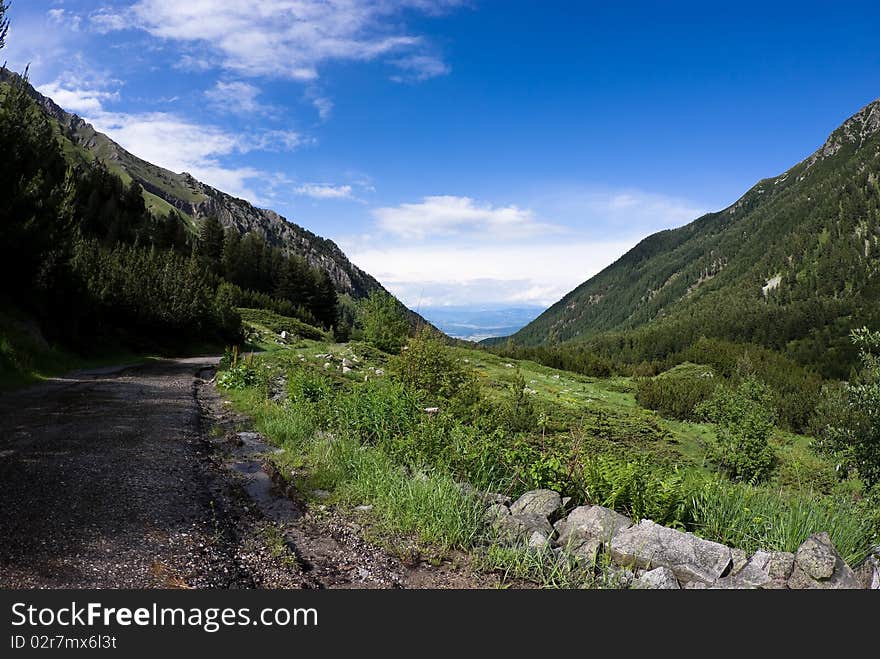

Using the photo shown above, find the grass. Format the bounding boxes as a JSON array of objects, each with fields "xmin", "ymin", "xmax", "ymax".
[{"xmin": 218, "ymin": 322, "xmax": 879, "ymax": 578}]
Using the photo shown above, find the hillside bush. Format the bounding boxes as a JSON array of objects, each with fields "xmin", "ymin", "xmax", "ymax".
[
  {"xmin": 635, "ymin": 362, "xmax": 718, "ymax": 420},
  {"xmin": 696, "ymin": 377, "xmax": 777, "ymax": 483}
]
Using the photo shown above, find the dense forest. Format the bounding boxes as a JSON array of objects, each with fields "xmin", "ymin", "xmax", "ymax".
[
  {"xmin": 501, "ymin": 99, "xmax": 880, "ymax": 383},
  {"xmin": 0, "ymin": 67, "xmax": 341, "ymax": 355}
]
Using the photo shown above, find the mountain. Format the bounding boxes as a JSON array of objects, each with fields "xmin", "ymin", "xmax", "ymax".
[
  {"xmin": 0, "ymin": 67, "xmax": 382, "ymax": 300},
  {"xmin": 501, "ymin": 98, "xmax": 880, "ymax": 377}
]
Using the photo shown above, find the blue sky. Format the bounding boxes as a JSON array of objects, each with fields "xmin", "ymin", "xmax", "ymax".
[{"xmin": 5, "ymin": 1, "xmax": 880, "ymax": 309}]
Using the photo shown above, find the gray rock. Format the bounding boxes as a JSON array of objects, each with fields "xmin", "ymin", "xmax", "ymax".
[
  {"xmin": 568, "ymin": 537, "xmax": 602, "ymax": 566},
  {"xmin": 484, "ymin": 503, "xmax": 510, "ymax": 525},
  {"xmin": 713, "ymin": 551, "xmax": 772, "ymax": 589},
  {"xmin": 354, "ymin": 504, "xmax": 373, "ymax": 512},
  {"xmin": 609, "ymin": 519, "xmax": 733, "ymax": 585},
  {"xmin": 528, "ymin": 530, "xmax": 552, "ymax": 550},
  {"xmin": 311, "ymin": 489, "xmax": 331, "ymax": 500},
  {"xmin": 510, "ymin": 489, "xmax": 563, "ymax": 519},
  {"xmin": 555, "ymin": 505, "xmax": 633, "ymax": 548},
  {"xmin": 633, "ymin": 566, "xmax": 680, "ymax": 590},
  {"xmin": 854, "ymin": 556, "xmax": 880, "ymax": 590},
  {"xmin": 493, "ymin": 511, "xmax": 555, "ymax": 543},
  {"xmin": 730, "ymin": 548, "xmax": 749, "ymax": 574},
  {"xmin": 795, "ymin": 533, "xmax": 837, "ymax": 580},
  {"xmin": 788, "ymin": 533, "xmax": 860, "ymax": 589},
  {"xmin": 767, "ymin": 551, "xmax": 795, "ymax": 580}
]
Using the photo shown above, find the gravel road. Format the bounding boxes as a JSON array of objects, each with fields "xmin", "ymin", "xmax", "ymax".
[{"xmin": 0, "ymin": 358, "xmax": 497, "ymax": 589}]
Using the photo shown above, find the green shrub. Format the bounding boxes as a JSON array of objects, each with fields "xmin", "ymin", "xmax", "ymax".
[
  {"xmin": 813, "ymin": 327, "xmax": 880, "ymax": 487},
  {"xmin": 331, "ymin": 377, "xmax": 422, "ymax": 446},
  {"xmin": 635, "ymin": 362, "xmax": 718, "ymax": 420},
  {"xmin": 580, "ymin": 454, "xmax": 695, "ymax": 528},
  {"xmin": 696, "ymin": 377, "xmax": 777, "ymax": 483},
  {"xmin": 358, "ymin": 291, "xmax": 409, "ymax": 354},
  {"xmin": 389, "ymin": 329, "xmax": 481, "ymax": 415}
]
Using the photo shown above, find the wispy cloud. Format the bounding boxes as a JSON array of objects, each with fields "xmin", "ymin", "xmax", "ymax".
[
  {"xmin": 205, "ymin": 80, "xmax": 273, "ymax": 116},
  {"xmin": 38, "ymin": 77, "xmax": 312, "ymax": 203},
  {"xmin": 38, "ymin": 80, "xmax": 120, "ymax": 114},
  {"xmin": 390, "ymin": 54, "xmax": 450, "ymax": 82},
  {"xmin": 91, "ymin": 1, "xmax": 460, "ymax": 82},
  {"xmin": 294, "ymin": 183, "xmax": 354, "ymax": 200},
  {"xmin": 346, "ymin": 240, "xmax": 639, "ymax": 307},
  {"xmin": 373, "ymin": 195, "xmax": 563, "ymax": 240}
]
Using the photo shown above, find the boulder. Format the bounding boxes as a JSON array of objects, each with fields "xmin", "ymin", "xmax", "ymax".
[
  {"xmin": 633, "ymin": 567, "xmax": 680, "ymax": 590},
  {"xmin": 493, "ymin": 511, "xmax": 555, "ymax": 544},
  {"xmin": 510, "ymin": 489, "xmax": 563, "ymax": 520},
  {"xmin": 528, "ymin": 530, "xmax": 552, "ymax": 550},
  {"xmin": 767, "ymin": 551, "xmax": 795, "ymax": 580},
  {"xmin": 484, "ymin": 503, "xmax": 511, "ymax": 525},
  {"xmin": 787, "ymin": 532, "xmax": 860, "ymax": 589},
  {"xmin": 609, "ymin": 519, "xmax": 733, "ymax": 585},
  {"xmin": 855, "ymin": 556, "xmax": 880, "ymax": 590},
  {"xmin": 568, "ymin": 537, "xmax": 602, "ymax": 566},
  {"xmin": 554, "ymin": 505, "xmax": 632, "ymax": 548},
  {"xmin": 715, "ymin": 550, "xmax": 772, "ymax": 589}
]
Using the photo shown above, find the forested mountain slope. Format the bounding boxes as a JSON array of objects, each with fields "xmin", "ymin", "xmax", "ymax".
[
  {"xmin": 0, "ymin": 67, "xmax": 381, "ymax": 299},
  {"xmin": 506, "ymin": 98, "xmax": 880, "ymax": 376}
]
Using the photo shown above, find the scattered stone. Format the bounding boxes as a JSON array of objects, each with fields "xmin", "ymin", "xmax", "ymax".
[
  {"xmin": 323, "ymin": 362, "xmax": 331, "ymax": 370},
  {"xmin": 423, "ymin": 407, "xmax": 440, "ymax": 414},
  {"xmin": 554, "ymin": 505, "xmax": 632, "ymax": 548},
  {"xmin": 375, "ymin": 368, "xmax": 385, "ymax": 376},
  {"xmin": 342, "ymin": 366, "xmax": 352, "ymax": 374},
  {"xmin": 280, "ymin": 331, "xmax": 288, "ymax": 340},
  {"xmin": 494, "ymin": 512, "xmax": 555, "ymax": 543},
  {"xmin": 633, "ymin": 566, "xmax": 680, "ymax": 589},
  {"xmin": 731, "ymin": 548, "xmax": 749, "ymax": 574},
  {"xmin": 484, "ymin": 503, "xmax": 511, "ymax": 525},
  {"xmin": 788, "ymin": 533, "xmax": 860, "ymax": 589},
  {"xmin": 609, "ymin": 519, "xmax": 732, "ymax": 585},
  {"xmin": 528, "ymin": 530, "xmax": 552, "ymax": 550},
  {"xmin": 510, "ymin": 489, "xmax": 563, "ymax": 519},
  {"xmin": 767, "ymin": 551, "xmax": 795, "ymax": 580},
  {"xmin": 568, "ymin": 537, "xmax": 602, "ymax": 566},
  {"xmin": 311, "ymin": 489, "xmax": 331, "ymax": 501},
  {"xmin": 721, "ymin": 550, "xmax": 772, "ymax": 588},
  {"xmin": 354, "ymin": 505, "xmax": 374, "ymax": 513},
  {"xmin": 342, "ymin": 358, "xmax": 354, "ymax": 368},
  {"xmin": 854, "ymin": 556, "xmax": 880, "ymax": 590}
]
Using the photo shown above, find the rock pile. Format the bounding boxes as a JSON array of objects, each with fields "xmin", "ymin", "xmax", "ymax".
[{"xmin": 479, "ymin": 487, "xmax": 877, "ymax": 590}]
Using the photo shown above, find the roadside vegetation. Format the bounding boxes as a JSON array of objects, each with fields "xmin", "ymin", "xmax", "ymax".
[{"xmin": 217, "ymin": 297, "xmax": 880, "ymax": 584}]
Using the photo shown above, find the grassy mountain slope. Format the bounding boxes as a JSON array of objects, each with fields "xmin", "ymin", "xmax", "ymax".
[
  {"xmin": 0, "ymin": 67, "xmax": 384, "ymax": 300},
  {"xmin": 506, "ymin": 98, "xmax": 880, "ymax": 374}
]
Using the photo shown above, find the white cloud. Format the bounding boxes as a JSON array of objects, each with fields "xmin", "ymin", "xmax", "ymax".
[
  {"xmin": 93, "ymin": 1, "xmax": 460, "ymax": 81},
  {"xmin": 37, "ymin": 77, "xmax": 310, "ymax": 203},
  {"xmin": 47, "ymin": 9, "xmax": 81, "ymax": 31},
  {"xmin": 37, "ymin": 80, "xmax": 119, "ymax": 114},
  {"xmin": 294, "ymin": 183, "xmax": 354, "ymax": 199},
  {"xmin": 89, "ymin": 9, "xmax": 131, "ymax": 34},
  {"xmin": 390, "ymin": 54, "xmax": 450, "ymax": 82},
  {"xmin": 346, "ymin": 240, "xmax": 638, "ymax": 307},
  {"xmin": 310, "ymin": 94, "xmax": 334, "ymax": 121},
  {"xmin": 205, "ymin": 80, "xmax": 271, "ymax": 115},
  {"xmin": 533, "ymin": 186, "xmax": 709, "ymax": 237},
  {"xmin": 372, "ymin": 195, "xmax": 562, "ymax": 240}
]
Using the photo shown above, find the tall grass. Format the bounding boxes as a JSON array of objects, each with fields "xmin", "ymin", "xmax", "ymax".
[
  {"xmin": 691, "ymin": 480, "xmax": 876, "ymax": 565},
  {"xmin": 305, "ymin": 433, "xmax": 484, "ymax": 549}
]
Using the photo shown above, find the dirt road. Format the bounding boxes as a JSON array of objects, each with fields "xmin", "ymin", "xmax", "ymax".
[{"xmin": 0, "ymin": 358, "xmax": 494, "ymax": 589}]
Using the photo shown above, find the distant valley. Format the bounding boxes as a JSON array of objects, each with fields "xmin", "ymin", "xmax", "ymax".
[{"xmin": 418, "ymin": 305, "xmax": 546, "ymax": 342}]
